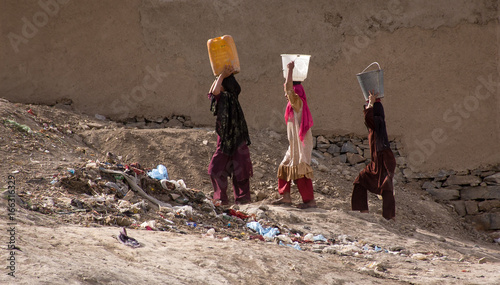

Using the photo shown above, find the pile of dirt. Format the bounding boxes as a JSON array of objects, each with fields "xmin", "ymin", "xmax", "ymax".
[{"xmin": 1, "ymin": 99, "xmax": 499, "ymax": 284}]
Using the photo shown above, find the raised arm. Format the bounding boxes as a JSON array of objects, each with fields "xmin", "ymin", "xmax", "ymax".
[
  {"xmin": 211, "ymin": 65, "xmax": 234, "ymax": 95},
  {"xmin": 365, "ymin": 90, "xmax": 377, "ymax": 109},
  {"xmin": 285, "ymin": 61, "xmax": 294, "ymax": 92}
]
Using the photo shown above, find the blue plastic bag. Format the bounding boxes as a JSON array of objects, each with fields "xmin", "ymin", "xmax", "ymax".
[
  {"xmin": 246, "ymin": 221, "xmax": 280, "ymax": 239},
  {"xmin": 147, "ymin": 164, "xmax": 169, "ymax": 180}
]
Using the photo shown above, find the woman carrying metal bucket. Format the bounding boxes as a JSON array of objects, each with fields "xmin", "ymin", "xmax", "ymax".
[{"xmin": 351, "ymin": 90, "xmax": 396, "ymax": 220}]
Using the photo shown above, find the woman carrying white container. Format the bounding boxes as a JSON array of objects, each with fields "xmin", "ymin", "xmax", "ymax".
[{"xmin": 272, "ymin": 61, "xmax": 316, "ymax": 209}]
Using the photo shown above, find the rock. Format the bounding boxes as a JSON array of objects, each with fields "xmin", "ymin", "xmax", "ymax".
[
  {"xmin": 318, "ymin": 164, "xmax": 330, "ymax": 172},
  {"xmin": 433, "ymin": 169, "xmax": 455, "ymax": 181},
  {"xmin": 356, "ymin": 147, "xmax": 363, "ymax": 156},
  {"xmin": 491, "ymin": 213, "xmax": 500, "ymax": 230},
  {"xmin": 395, "ymin": 156, "xmax": 406, "ymax": 166},
  {"xmin": 449, "ymin": 201, "xmax": 466, "ymax": 216},
  {"xmin": 327, "ymin": 144, "xmax": 341, "ymax": 155},
  {"xmin": 87, "ymin": 122, "xmax": 105, "ymax": 129},
  {"xmin": 461, "ymin": 186, "xmax": 500, "ymax": 200},
  {"xmin": 422, "ymin": 181, "xmax": 436, "ymax": 190},
  {"xmin": 255, "ymin": 191, "xmax": 268, "ymax": 201},
  {"xmin": 468, "ymin": 214, "xmax": 492, "ymax": 231},
  {"xmin": 479, "ymin": 170, "xmax": 496, "ymax": 178},
  {"xmin": 394, "ymin": 171, "xmax": 405, "ymax": 185},
  {"xmin": 402, "ymin": 169, "xmax": 434, "ymax": 179},
  {"xmin": 478, "ymin": 200, "xmax": 500, "ymax": 212},
  {"xmin": 258, "ymin": 204, "xmax": 269, "ymax": 211},
  {"xmin": 358, "ymin": 143, "xmax": 369, "ymax": 149},
  {"xmin": 443, "ymin": 175, "xmax": 482, "ymax": 186},
  {"xmin": 464, "ymin": 201, "xmax": 479, "ymax": 215},
  {"xmin": 316, "ymin": 135, "xmax": 330, "ymax": 144},
  {"xmin": 340, "ymin": 141, "xmax": 358, "ymax": 154},
  {"xmin": 352, "ymin": 163, "xmax": 366, "ymax": 173},
  {"xmin": 317, "ymin": 143, "xmax": 331, "ymax": 150},
  {"xmin": 425, "ymin": 188, "xmax": 460, "ymax": 201},
  {"xmin": 346, "ymin": 153, "xmax": 365, "ymax": 165},
  {"xmin": 333, "ymin": 154, "xmax": 347, "ymax": 164},
  {"xmin": 312, "ymin": 150, "xmax": 325, "ymax": 159},
  {"xmin": 389, "ymin": 246, "xmax": 405, "ymax": 252},
  {"xmin": 253, "ymin": 171, "xmax": 264, "ymax": 180},
  {"xmin": 390, "ymin": 141, "xmax": 397, "ymax": 150},
  {"xmin": 484, "ymin": 173, "xmax": 500, "ymax": 185},
  {"xmin": 165, "ymin": 118, "xmax": 183, "ymax": 128},
  {"xmin": 183, "ymin": 120, "xmax": 194, "ymax": 128},
  {"xmin": 362, "ymin": 148, "xmax": 371, "ymax": 159},
  {"xmin": 422, "ymin": 181, "xmax": 442, "ymax": 189},
  {"xmin": 340, "ymin": 141, "xmax": 358, "ymax": 153}
]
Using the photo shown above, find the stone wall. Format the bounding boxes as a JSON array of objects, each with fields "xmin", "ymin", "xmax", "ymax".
[{"xmin": 311, "ymin": 134, "xmax": 500, "ymax": 231}]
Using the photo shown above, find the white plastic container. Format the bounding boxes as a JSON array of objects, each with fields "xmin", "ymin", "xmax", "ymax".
[
  {"xmin": 281, "ymin": 54, "xmax": 311, "ymax": 81},
  {"xmin": 356, "ymin": 62, "xmax": 384, "ymax": 100}
]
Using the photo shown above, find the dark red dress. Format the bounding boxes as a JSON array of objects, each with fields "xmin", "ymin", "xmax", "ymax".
[{"xmin": 352, "ymin": 102, "xmax": 396, "ymax": 220}]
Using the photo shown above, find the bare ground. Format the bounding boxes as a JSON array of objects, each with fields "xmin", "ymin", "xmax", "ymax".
[{"xmin": 1, "ymin": 99, "xmax": 499, "ymax": 284}]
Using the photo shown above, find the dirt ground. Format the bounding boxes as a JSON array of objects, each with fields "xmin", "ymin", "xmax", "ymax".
[{"xmin": 1, "ymin": 99, "xmax": 499, "ymax": 284}]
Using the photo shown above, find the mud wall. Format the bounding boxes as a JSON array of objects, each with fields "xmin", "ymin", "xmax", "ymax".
[{"xmin": 1, "ymin": 0, "xmax": 499, "ymax": 172}]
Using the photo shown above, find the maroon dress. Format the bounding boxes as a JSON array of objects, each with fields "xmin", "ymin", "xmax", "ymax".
[
  {"xmin": 352, "ymin": 102, "xmax": 396, "ymax": 220},
  {"xmin": 207, "ymin": 75, "xmax": 252, "ymax": 205}
]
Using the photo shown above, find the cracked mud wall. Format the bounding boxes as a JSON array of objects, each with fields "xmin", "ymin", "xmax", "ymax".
[{"xmin": 1, "ymin": 0, "xmax": 499, "ymax": 172}]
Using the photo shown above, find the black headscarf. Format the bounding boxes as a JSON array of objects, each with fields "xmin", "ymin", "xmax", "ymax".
[
  {"xmin": 221, "ymin": 73, "xmax": 241, "ymax": 96},
  {"xmin": 372, "ymin": 102, "xmax": 390, "ymax": 152}
]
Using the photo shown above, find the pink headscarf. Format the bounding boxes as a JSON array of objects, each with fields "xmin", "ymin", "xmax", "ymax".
[{"xmin": 284, "ymin": 84, "xmax": 313, "ymax": 142}]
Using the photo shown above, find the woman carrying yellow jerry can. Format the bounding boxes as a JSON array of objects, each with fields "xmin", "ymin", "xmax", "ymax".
[{"xmin": 206, "ymin": 35, "xmax": 252, "ymax": 206}]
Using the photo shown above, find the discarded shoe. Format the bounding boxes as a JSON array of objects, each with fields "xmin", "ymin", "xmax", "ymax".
[{"xmin": 118, "ymin": 227, "xmax": 141, "ymax": 248}]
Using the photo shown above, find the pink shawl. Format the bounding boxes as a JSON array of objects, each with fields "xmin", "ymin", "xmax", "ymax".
[{"xmin": 284, "ymin": 84, "xmax": 313, "ymax": 142}]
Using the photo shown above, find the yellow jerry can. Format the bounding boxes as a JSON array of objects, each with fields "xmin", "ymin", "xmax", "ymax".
[{"xmin": 207, "ymin": 35, "xmax": 240, "ymax": 76}]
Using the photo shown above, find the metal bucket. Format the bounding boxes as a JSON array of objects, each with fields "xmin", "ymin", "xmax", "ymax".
[{"xmin": 356, "ymin": 62, "xmax": 384, "ymax": 100}]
